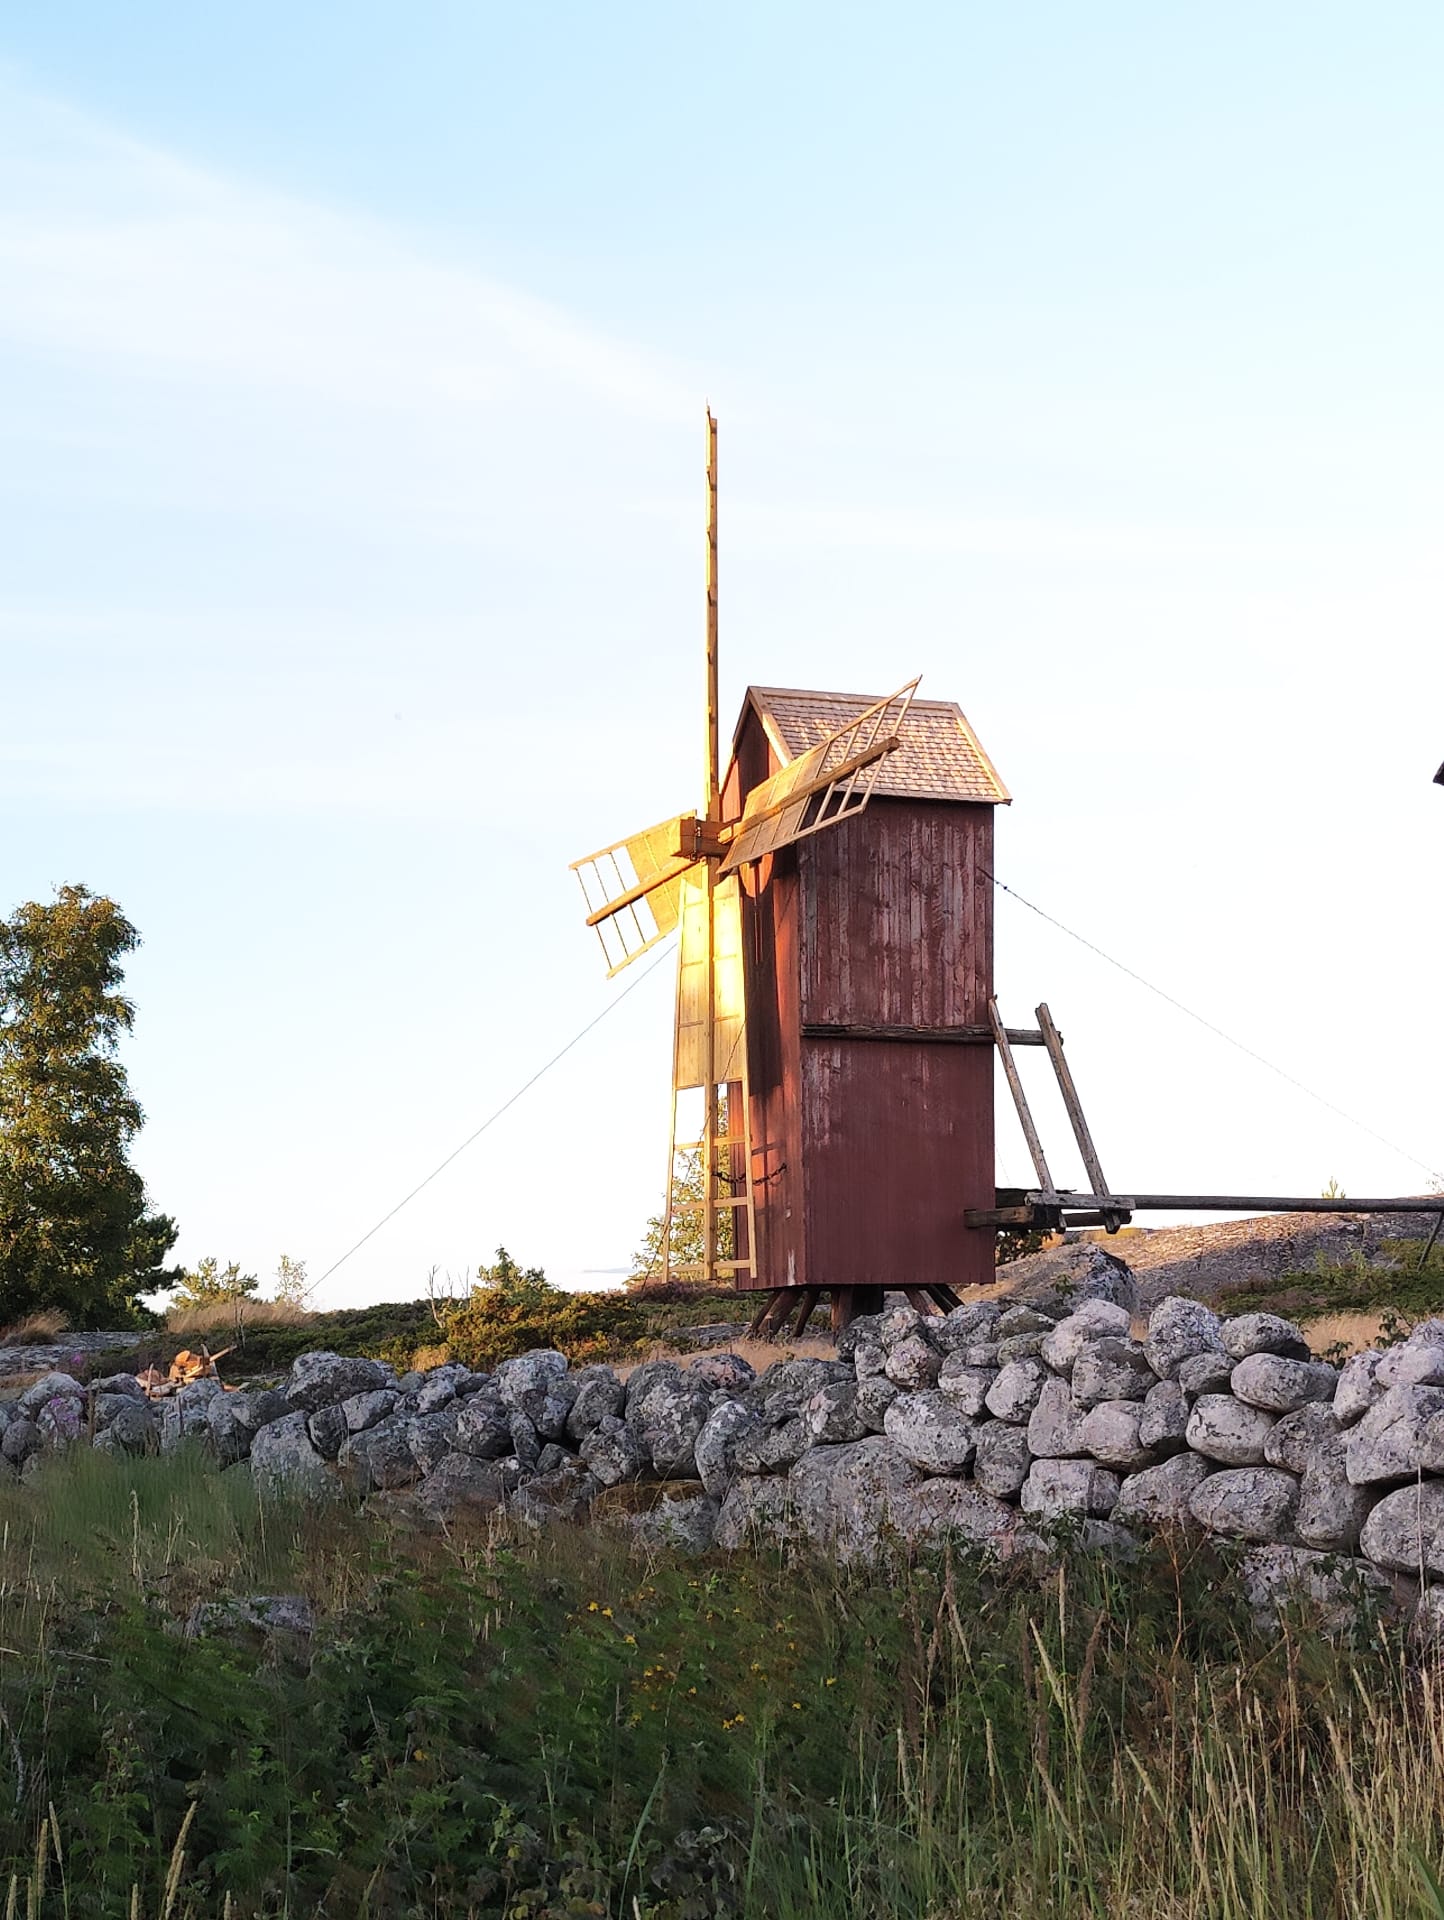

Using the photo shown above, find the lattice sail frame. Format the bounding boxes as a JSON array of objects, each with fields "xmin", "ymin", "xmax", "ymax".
[
  {"xmin": 718, "ymin": 678, "xmax": 920, "ymax": 875},
  {"xmin": 570, "ymin": 815, "xmax": 698, "ymax": 978}
]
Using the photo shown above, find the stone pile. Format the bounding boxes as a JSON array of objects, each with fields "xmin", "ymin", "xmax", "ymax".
[{"xmin": 11, "ymin": 1250, "xmax": 1444, "ymax": 1624}]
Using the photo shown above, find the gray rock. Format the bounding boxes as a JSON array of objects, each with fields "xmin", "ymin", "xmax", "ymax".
[
  {"xmin": 36, "ymin": 1397, "xmax": 85, "ymax": 1447},
  {"xmin": 1334, "ymin": 1349, "xmax": 1388, "ymax": 1425},
  {"xmin": 996, "ymin": 1241, "xmax": 1139, "ymax": 1316},
  {"xmin": 1040, "ymin": 1299, "xmax": 1133, "ymax": 1374},
  {"xmin": 852, "ymin": 1343, "xmax": 887, "ymax": 1379},
  {"xmin": 734, "ymin": 1410, "xmax": 810, "ymax": 1475},
  {"xmin": 1230, "ymin": 1354, "xmax": 1338, "ymax": 1414},
  {"xmin": 96, "ymin": 1401, "xmax": 160, "ymax": 1457},
  {"xmin": 93, "ymin": 1390, "xmax": 140, "ymax": 1428},
  {"xmin": 580, "ymin": 1415, "xmax": 649, "ymax": 1486},
  {"xmin": 972, "ymin": 1421, "xmax": 1033, "ymax": 1497},
  {"xmin": 628, "ymin": 1488, "xmax": 718, "ymax": 1554},
  {"xmin": 1189, "ymin": 1467, "xmax": 1298, "ymax": 1542},
  {"xmin": 1138, "ymin": 1378, "xmax": 1189, "ymax": 1455},
  {"xmin": 936, "ymin": 1357, "xmax": 997, "ymax": 1418},
  {"xmin": 998, "ymin": 1304, "xmax": 1057, "ymax": 1337},
  {"xmin": 1021, "ymin": 1459, "xmax": 1121, "ymax": 1519},
  {"xmin": 415, "ymin": 1365, "xmax": 473, "ymax": 1414},
  {"xmin": 961, "ymin": 1342, "xmax": 1001, "ymax": 1368},
  {"xmin": 1078, "ymin": 1400, "xmax": 1155, "ymax": 1472},
  {"xmin": 685, "ymin": 1352, "xmax": 755, "ymax": 1395},
  {"xmin": 1415, "ymin": 1586, "xmax": 1444, "ymax": 1645},
  {"xmin": 749, "ymin": 1357, "xmax": 850, "ymax": 1413},
  {"xmin": 186, "ymin": 1593, "xmax": 315, "ymax": 1639},
  {"xmin": 898, "ymin": 1475, "xmax": 1021, "ymax": 1549},
  {"xmin": 1027, "ymin": 1378, "xmax": 1090, "ymax": 1459},
  {"xmin": 694, "ymin": 1400, "xmax": 755, "ymax": 1498},
  {"xmin": 855, "ymin": 1374, "xmax": 900, "ymax": 1432},
  {"xmin": 985, "ymin": 1359, "xmax": 1049, "ymax": 1425},
  {"xmin": 1378, "ymin": 1341, "xmax": 1444, "ymax": 1390},
  {"xmin": 307, "ymin": 1405, "xmax": 348, "ymax": 1461},
  {"xmin": 206, "ymin": 1395, "xmax": 251, "ymax": 1466},
  {"xmin": 19, "ymin": 1373, "xmax": 84, "ymax": 1416},
  {"xmin": 714, "ymin": 1474, "xmax": 794, "ymax": 1550},
  {"xmin": 789, "ymin": 1436, "xmax": 926, "ymax": 1561},
  {"xmin": 565, "ymin": 1367, "xmax": 626, "ymax": 1444},
  {"xmin": 414, "ymin": 1452, "xmax": 518, "ymax": 1520},
  {"xmin": 997, "ymin": 1332, "xmax": 1050, "ymax": 1363},
  {"xmin": 1177, "ymin": 1349, "xmax": 1237, "ymax": 1397},
  {"xmin": 1263, "ymin": 1403, "xmax": 1343, "ymax": 1473},
  {"xmin": 0, "ymin": 1419, "xmax": 39, "ymax": 1466},
  {"xmin": 1295, "ymin": 1455, "xmax": 1375, "ymax": 1554},
  {"xmin": 90, "ymin": 1373, "xmax": 146, "ymax": 1401},
  {"xmin": 932, "ymin": 1301, "xmax": 1002, "ymax": 1354},
  {"xmin": 1345, "ymin": 1385, "xmax": 1444, "ymax": 1485},
  {"xmin": 1144, "ymin": 1297, "xmax": 1226, "ymax": 1379},
  {"xmin": 286, "ymin": 1353, "xmax": 391, "ymax": 1414},
  {"xmin": 883, "ymin": 1334, "xmax": 943, "ymax": 1391},
  {"xmin": 1359, "ymin": 1481, "xmax": 1444, "ymax": 1576},
  {"xmin": 250, "ymin": 1412, "xmax": 332, "ymax": 1493},
  {"xmin": 883, "ymin": 1391, "xmax": 978, "ymax": 1474},
  {"xmin": 496, "ymin": 1348, "xmax": 568, "ymax": 1404},
  {"xmin": 452, "ymin": 1393, "xmax": 513, "ymax": 1460},
  {"xmin": 835, "ymin": 1312, "xmax": 886, "ymax": 1361},
  {"xmin": 1185, "ymin": 1394, "xmax": 1277, "ymax": 1465},
  {"xmin": 877, "ymin": 1303, "xmax": 930, "ymax": 1351},
  {"xmin": 341, "ymin": 1389, "xmax": 399, "ymax": 1434},
  {"xmin": 508, "ymin": 1411, "xmax": 542, "ymax": 1472},
  {"xmin": 1071, "ymin": 1339, "xmax": 1155, "ymax": 1409},
  {"xmin": 1239, "ymin": 1545, "xmax": 1394, "ymax": 1635},
  {"xmin": 636, "ymin": 1383, "xmax": 713, "ymax": 1478},
  {"xmin": 228, "ymin": 1388, "xmax": 288, "ymax": 1433},
  {"xmin": 803, "ymin": 1382, "xmax": 870, "ymax": 1447},
  {"xmin": 341, "ymin": 1414, "xmax": 422, "ymax": 1492},
  {"xmin": 1113, "ymin": 1452, "xmax": 1213, "ymax": 1525},
  {"xmin": 508, "ymin": 1460, "xmax": 601, "ymax": 1527},
  {"xmin": 534, "ymin": 1442, "xmax": 568, "ymax": 1475},
  {"xmin": 408, "ymin": 1405, "xmax": 463, "ymax": 1474},
  {"xmin": 1219, "ymin": 1313, "xmax": 1310, "ymax": 1362},
  {"xmin": 624, "ymin": 1359, "xmax": 681, "ymax": 1422}
]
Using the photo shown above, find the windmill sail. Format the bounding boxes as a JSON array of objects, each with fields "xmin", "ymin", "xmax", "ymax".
[
  {"xmin": 719, "ymin": 678, "xmax": 921, "ymax": 875},
  {"xmin": 571, "ymin": 815, "xmax": 699, "ymax": 977},
  {"xmin": 673, "ymin": 869, "xmax": 747, "ymax": 1090}
]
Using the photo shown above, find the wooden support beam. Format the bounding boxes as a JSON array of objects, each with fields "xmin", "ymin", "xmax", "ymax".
[
  {"xmin": 801, "ymin": 1023, "xmax": 1047, "ymax": 1046},
  {"xmin": 789, "ymin": 1289, "xmax": 821, "ymax": 1338},
  {"xmin": 1035, "ymin": 1001, "xmax": 1125, "ymax": 1234},
  {"xmin": 989, "ymin": 998, "xmax": 1056, "ymax": 1193}
]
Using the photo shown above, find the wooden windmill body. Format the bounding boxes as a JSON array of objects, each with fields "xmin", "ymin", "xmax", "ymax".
[{"xmin": 572, "ymin": 416, "xmax": 1009, "ymax": 1329}]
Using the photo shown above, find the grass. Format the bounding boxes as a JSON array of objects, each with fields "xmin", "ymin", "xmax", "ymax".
[
  {"xmin": 0, "ymin": 1309, "xmax": 70, "ymax": 1345},
  {"xmin": 1218, "ymin": 1237, "xmax": 1444, "ymax": 1330},
  {"xmin": 164, "ymin": 1299, "xmax": 313, "ymax": 1339},
  {"xmin": 0, "ymin": 1449, "xmax": 1442, "ymax": 1914}
]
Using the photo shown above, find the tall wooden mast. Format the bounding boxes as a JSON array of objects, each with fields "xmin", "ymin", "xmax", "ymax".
[{"xmin": 701, "ymin": 410, "xmax": 720, "ymax": 1283}]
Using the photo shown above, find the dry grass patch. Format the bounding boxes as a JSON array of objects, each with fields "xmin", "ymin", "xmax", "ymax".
[
  {"xmin": 0, "ymin": 1309, "xmax": 70, "ymax": 1345},
  {"xmin": 164, "ymin": 1297, "xmax": 313, "ymax": 1338}
]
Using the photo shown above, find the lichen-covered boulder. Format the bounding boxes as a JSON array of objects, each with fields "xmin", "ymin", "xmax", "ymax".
[
  {"xmin": 1295, "ymin": 1454, "xmax": 1375, "ymax": 1554},
  {"xmin": 1041, "ymin": 1299, "xmax": 1132, "ymax": 1374},
  {"xmin": 883, "ymin": 1334, "xmax": 943, "ymax": 1391},
  {"xmin": 685, "ymin": 1352, "xmax": 755, "ymax": 1395},
  {"xmin": 626, "ymin": 1487, "xmax": 718, "ymax": 1554},
  {"xmin": 447, "ymin": 1392, "xmax": 511, "ymax": 1460},
  {"xmin": 1230, "ymin": 1354, "xmax": 1338, "ymax": 1414},
  {"xmin": 1021, "ymin": 1459, "xmax": 1120, "ymax": 1519},
  {"xmin": 1239, "ymin": 1544, "xmax": 1394, "ymax": 1635},
  {"xmin": 1177, "ymin": 1349, "xmax": 1236, "ymax": 1397},
  {"xmin": 1078, "ymin": 1400, "xmax": 1155, "ymax": 1472},
  {"xmin": 250, "ymin": 1412, "xmax": 332, "ymax": 1493},
  {"xmin": 788, "ymin": 1436, "xmax": 923, "ymax": 1559},
  {"xmin": 1378, "ymin": 1338, "xmax": 1444, "ymax": 1390},
  {"xmin": 1027, "ymin": 1378, "xmax": 1089, "ymax": 1459},
  {"xmin": 1138, "ymin": 1378, "xmax": 1189, "ymax": 1455},
  {"xmin": 985, "ymin": 1359, "xmax": 1049, "ymax": 1425},
  {"xmin": 1359, "ymin": 1481, "xmax": 1444, "ymax": 1576},
  {"xmin": 1113, "ymin": 1452, "xmax": 1213, "ymax": 1525},
  {"xmin": 855, "ymin": 1374, "xmax": 900, "ymax": 1432},
  {"xmin": 932, "ymin": 1300, "xmax": 1002, "ymax": 1355},
  {"xmin": 714, "ymin": 1474, "xmax": 794, "ymax": 1551},
  {"xmin": 803, "ymin": 1382, "xmax": 870, "ymax": 1447},
  {"xmin": 1344, "ymin": 1385, "xmax": 1444, "ymax": 1485},
  {"xmin": 580, "ymin": 1415, "xmax": 649, "ymax": 1487},
  {"xmin": 936, "ymin": 1357, "xmax": 997, "ymax": 1418},
  {"xmin": 415, "ymin": 1365, "xmax": 475, "ymax": 1414},
  {"xmin": 341, "ymin": 1389, "xmax": 399, "ymax": 1434},
  {"xmin": 0, "ymin": 1420, "xmax": 39, "ymax": 1467},
  {"xmin": 883, "ymin": 1392, "xmax": 978, "ymax": 1474},
  {"xmin": 1334, "ymin": 1349, "xmax": 1388, "ymax": 1426},
  {"xmin": 1071, "ymin": 1339, "xmax": 1155, "ymax": 1409},
  {"xmin": 694, "ymin": 1400, "xmax": 755, "ymax": 1498},
  {"xmin": 341, "ymin": 1414, "xmax": 422, "ymax": 1492},
  {"xmin": 1188, "ymin": 1467, "xmax": 1298, "ymax": 1542},
  {"xmin": 509, "ymin": 1461, "xmax": 601, "ymax": 1528},
  {"xmin": 1218, "ymin": 1314, "xmax": 1310, "ymax": 1362},
  {"xmin": 95, "ymin": 1400, "xmax": 159, "ymax": 1458},
  {"xmin": 1144, "ymin": 1297, "xmax": 1226, "ymax": 1380},
  {"xmin": 414, "ymin": 1453, "xmax": 518, "ymax": 1521},
  {"xmin": 408, "ymin": 1405, "xmax": 463, "ymax": 1475},
  {"xmin": 997, "ymin": 1241, "xmax": 1138, "ymax": 1316},
  {"xmin": 634, "ymin": 1382, "xmax": 712, "ymax": 1478},
  {"xmin": 307, "ymin": 1405, "xmax": 348, "ymax": 1461},
  {"xmin": 565, "ymin": 1367, "xmax": 626, "ymax": 1444},
  {"xmin": 1185, "ymin": 1394, "xmax": 1276, "ymax": 1465},
  {"xmin": 18, "ymin": 1373, "xmax": 84, "ymax": 1417},
  {"xmin": 972, "ymin": 1420, "xmax": 1032, "ymax": 1497},
  {"xmin": 1263, "ymin": 1402, "xmax": 1343, "ymax": 1472},
  {"xmin": 285, "ymin": 1353, "xmax": 392, "ymax": 1414},
  {"xmin": 898, "ymin": 1476, "xmax": 1020, "ymax": 1548},
  {"xmin": 36, "ymin": 1396, "xmax": 85, "ymax": 1448}
]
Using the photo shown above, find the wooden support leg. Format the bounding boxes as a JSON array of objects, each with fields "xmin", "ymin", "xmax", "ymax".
[
  {"xmin": 903, "ymin": 1287, "xmax": 943, "ymax": 1316},
  {"xmin": 927, "ymin": 1285, "xmax": 962, "ymax": 1313},
  {"xmin": 752, "ymin": 1290, "xmax": 795, "ymax": 1340},
  {"xmin": 744, "ymin": 1297, "xmax": 774, "ymax": 1338},
  {"xmin": 789, "ymin": 1289, "xmax": 820, "ymax": 1339}
]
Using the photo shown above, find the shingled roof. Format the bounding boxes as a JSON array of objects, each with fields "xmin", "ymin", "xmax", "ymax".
[{"xmin": 735, "ymin": 685, "xmax": 1011, "ymax": 805}]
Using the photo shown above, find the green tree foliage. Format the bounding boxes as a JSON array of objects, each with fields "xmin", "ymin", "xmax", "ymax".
[
  {"xmin": 169, "ymin": 1257, "xmax": 259, "ymax": 1312},
  {"xmin": 0, "ymin": 886, "xmax": 178, "ymax": 1324},
  {"xmin": 629, "ymin": 1098, "xmax": 735, "ymax": 1287},
  {"xmin": 472, "ymin": 1245, "xmax": 554, "ymax": 1308},
  {"xmin": 271, "ymin": 1253, "xmax": 308, "ymax": 1307}
]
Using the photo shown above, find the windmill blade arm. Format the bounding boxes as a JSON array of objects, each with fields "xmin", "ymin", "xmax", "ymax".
[
  {"xmin": 571, "ymin": 812, "xmax": 702, "ymax": 976},
  {"xmin": 718, "ymin": 737, "xmax": 899, "ymax": 851},
  {"xmin": 583, "ymin": 857, "xmax": 698, "ymax": 928}
]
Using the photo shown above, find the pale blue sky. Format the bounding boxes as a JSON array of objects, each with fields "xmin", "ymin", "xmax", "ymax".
[{"xmin": 2, "ymin": 5, "xmax": 1440, "ymax": 1305}]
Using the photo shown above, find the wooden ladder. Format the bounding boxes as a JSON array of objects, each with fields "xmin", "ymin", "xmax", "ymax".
[
  {"xmin": 660, "ymin": 1065, "xmax": 759, "ymax": 1286},
  {"xmin": 988, "ymin": 997, "xmax": 1129, "ymax": 1233}
]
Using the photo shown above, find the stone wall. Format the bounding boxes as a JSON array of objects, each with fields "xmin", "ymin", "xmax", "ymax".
[{"xmin": 12, "ymin": 1253, "xmax": 1444, "ymax": 1626}]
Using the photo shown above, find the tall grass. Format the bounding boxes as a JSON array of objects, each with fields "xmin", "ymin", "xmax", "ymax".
[
  {"xmin": 163, "ymin": 1298, "xmax": 312, "ymax": 1339},
  {"xmin": 0, "ymin": 1448, "xmax": 1440, "ymax": 1915}
]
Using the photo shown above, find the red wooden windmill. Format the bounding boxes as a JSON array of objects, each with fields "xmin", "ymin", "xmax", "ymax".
[{"xmin": 572, "ymin": 415, "xmax": 1010, "ymax": 1331}]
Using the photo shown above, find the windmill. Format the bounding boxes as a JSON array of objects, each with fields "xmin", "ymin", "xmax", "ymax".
[{"xmin": 572, "ymin": 413, "xmax": 923, "ymax": 1297}]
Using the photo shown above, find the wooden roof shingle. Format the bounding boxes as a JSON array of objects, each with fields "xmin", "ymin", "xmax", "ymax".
[{"xmin": 736, "ymin": 685, "xmax": 1010, "ymax": 806}]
